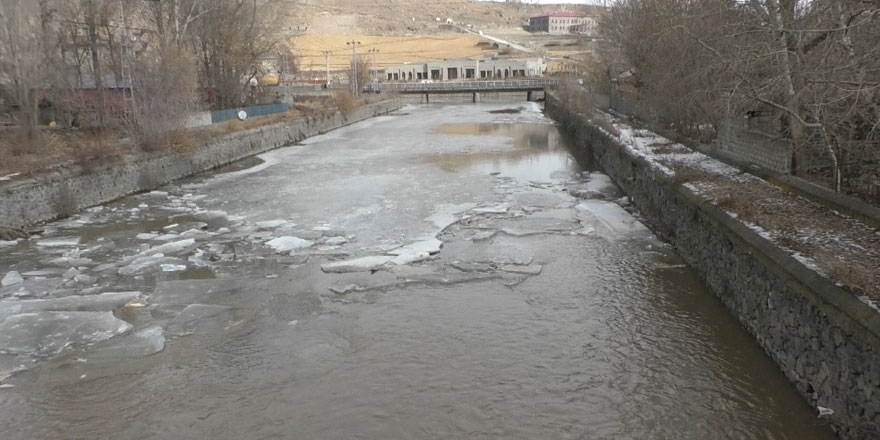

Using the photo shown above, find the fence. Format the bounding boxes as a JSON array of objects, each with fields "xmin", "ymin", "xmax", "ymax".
[
  {"xmin": 210, "ymin": 103, "xmax": 290, "ymax": 124},
  {"xmin": 718, "ymin": 120, "xmax": 792, "ymax": 174}
]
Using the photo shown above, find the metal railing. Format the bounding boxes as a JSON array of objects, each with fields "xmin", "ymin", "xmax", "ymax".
[{"xmin": 372, "ymin": 79, "xmax": 558, "ymax": 93}]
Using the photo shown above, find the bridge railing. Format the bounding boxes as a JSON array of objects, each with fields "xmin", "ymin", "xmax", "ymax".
[{"xmin": 370, "ymin": 79, "xmax": 558, "ymax": 93}]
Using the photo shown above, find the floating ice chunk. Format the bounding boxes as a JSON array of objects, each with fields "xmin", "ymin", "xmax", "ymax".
[
  {"xmin": 166, "ymin": 304, "xmax": 231, "ymax": 335},
  {"xmin": 266, "ymin": 236, "xmax": 314, "ymax": 254},
  {"xmin": 328, "ymin": 284, "xmax": 362, "ymax": 294},
  {"xmin": 20, "ymin": 269, "xmax": 65, "ymax": 277},
  {"xmin": 87, "ymin": 326, "xmax": 165, "ymax": 361},
  {"xmin": 195, "ymin": 210, "xmax": 227, "ymax": 221},
  {"xmin": 74, "ymin": 274, "xmax": 95, "ymax": 285},
  {"xmin": 139, "ymin": 239, "xmax": 196, "ymax": 257},
  {"xmin": 160, "ymin": 264, "xmax": 187, "ymax": 272},
  {"xmin": 500, "ymin": 264, "xmax": 543, "ymax": 275},
  {"xmin": 389, "ymin": 239, "xmax": 443, "ymax": 265},
  {"xmin": 576, "ymin": 200, "xmax": 651, "ymax": 238},
  {"xmin": 321, "ymin": 256, "xmax": 392, "ymax": 273},
  {"xmin": 147, "ymin": 191, "xmax": 168, "ymax": 197},
  {"xmin": 325, "ymin": 236, "xmax": 348, "ymax": 246},
  {"xmin": 178, "ymin": 229, "xmax": 211, "ymax": 240},
  {"xmin": 585, "ymin": 172, "xmax": 617, "ymax": 194},
  {"xmin": 36, "ymin": 237, "xmax": 80, "ymax": 247},
  {"xmin": 62, "ymin": 267, "xmax": 80, "ymax": 281},
  {"xmin": 0, "ymin": 291, "xmax": 140, "ymax": 321},
  {"xmin": 0, "ymin": 240, "xmax": 18, "ymax": 248},
  {"xmin": 0, "ymin": 311, "xmax": 132, "ymax": 355},
  {"xmin": 138, "ymin": 203, "xmax": 149, "ymax": 209},
  {"xmin": 388, "ymin": 238, "xmax": 443, "ymax": 256},
  {"xmin": 255, "ymin": 220, "xmax": 290, "ymax": 230},
  {"xmin": 1, "ymin": 272, "xmax": 23, "ymax": 287},
  {"xmin": 162, "ymin": 223, "xmax": 178, "ymax": 230},
  {"xmin": 152, "ymin": 233, "xmax": 179, "ymax": 242},
  {"xmin": 119, "ymin": 255, "xmax": 187, "ymax": 276},
  {"xmin": 473, "ymin": 203, "xmax": 511, "ymax": 214},
  {"xmin": 817, "ymin": 406, "xmax": 834, "ymax": 417}
]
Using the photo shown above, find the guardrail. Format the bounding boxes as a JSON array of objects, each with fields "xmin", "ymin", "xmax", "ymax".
[{"xmin": 371, "ymin": 79, "xmax": 558, "ymax": 93}]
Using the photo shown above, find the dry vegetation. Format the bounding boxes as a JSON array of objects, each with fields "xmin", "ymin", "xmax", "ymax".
[
  {"xmin": 595, "ymin": 0, "xmax": 880, "ymax": 201},
  {"xmin": 661, "ymin": 150, "xmax": 880, "ymax": 302}
]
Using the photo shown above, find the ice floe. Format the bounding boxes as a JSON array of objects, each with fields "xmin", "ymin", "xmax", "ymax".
[
  {"xmin": 0, "ymin": 311, "xmax": 132, "ymax": 355},
  {"xmin": 321, "ymin": 256, "xmax": 393, "ymax": 273},
  {"xmin": 266, "ymin": 236, "xmax": 314, "ymax": 254}
]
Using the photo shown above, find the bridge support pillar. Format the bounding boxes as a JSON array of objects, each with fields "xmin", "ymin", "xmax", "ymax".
[
  {"xmin": 472, "ymin": 92, "xmax": 480, "ymax": 103},
  {"xmin": 424, "ymin": 93, "xmax": 429, "ymax": 104},
  {"xmin": 526, "ymin": 90, "xmax": 534, "ymax": 102}
]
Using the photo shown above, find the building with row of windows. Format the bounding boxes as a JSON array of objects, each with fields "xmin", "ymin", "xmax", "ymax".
[
  {"xmin": 383, "ymin": 58, "xmax": 545, "ymax": 82},
  {"xmin": 528, "ymin": 11, "xmax": 596, "ymax": 35}
]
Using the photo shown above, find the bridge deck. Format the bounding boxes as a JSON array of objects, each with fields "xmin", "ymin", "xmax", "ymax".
[{"xmin": 374, "ymin": 79, "xmax": 557, "ymax": 94}]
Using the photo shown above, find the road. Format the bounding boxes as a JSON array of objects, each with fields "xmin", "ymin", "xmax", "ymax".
[{"xmin": 0, "ymin": 103, "xmax": 834, "ymax": 439}]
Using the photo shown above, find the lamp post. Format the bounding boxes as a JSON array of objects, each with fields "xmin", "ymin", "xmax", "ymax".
[{"xmin": 346, "ymin": 40, "xmax": 361, "ymax": 95}]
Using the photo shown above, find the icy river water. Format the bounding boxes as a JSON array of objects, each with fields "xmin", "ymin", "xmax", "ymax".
[{"xmin": 0, "ymin": 103, "xmax": 835, "ymax": 439}]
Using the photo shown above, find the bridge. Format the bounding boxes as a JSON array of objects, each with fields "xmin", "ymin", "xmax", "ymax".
[{"xmin": 367, "ymin": 79, "xmax": 558, "ymax": 103}]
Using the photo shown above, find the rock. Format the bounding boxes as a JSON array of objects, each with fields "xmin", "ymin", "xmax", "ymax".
[
  {"xmin": 1, "ymin": 272, "xmax": 23, "ymax": 287},
  {"xmin": 0, "ymin": 227, "xmax": 29, "ymax": 241}
]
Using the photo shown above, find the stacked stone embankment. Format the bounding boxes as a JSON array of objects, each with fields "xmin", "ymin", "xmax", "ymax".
[
  {"xmin": 0, "ymin": 100, "xmax": 402, "ymax": 229},
  {"xmin": 546, "ymin": 93, "xmax": 880, "ymax": 440}
]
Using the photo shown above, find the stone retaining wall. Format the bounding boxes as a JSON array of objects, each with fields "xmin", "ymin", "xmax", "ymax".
[
  {"xmin": 0, "ymin": 99, "xmax": 402, "ymax": 229},
  {"xmin": 546, "ymin": 94, "xmax": 880, "ymax": 440}
]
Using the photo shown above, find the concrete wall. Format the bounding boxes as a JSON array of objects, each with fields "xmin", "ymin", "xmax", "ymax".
[
  {"xmin": 546, "ymin": 94, "xmax": 880, "ymax": 440},
  {"xmin": 0, "ymin": 99, "xmax": 402, "ymax": 229},
  {"xmin": 718, "ymin": 121, "xmax": 792, "ymax": 174}
]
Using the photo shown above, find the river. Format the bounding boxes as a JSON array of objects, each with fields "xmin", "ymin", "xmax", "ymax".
[{"xmin": 0, "ymin": 102, "xmax": 835, "ymax": 439}]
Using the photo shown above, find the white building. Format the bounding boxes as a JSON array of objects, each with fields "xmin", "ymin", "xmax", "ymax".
[{"xmin": 383, "ymin": 58, "xmax": 546, "ymax": 81}]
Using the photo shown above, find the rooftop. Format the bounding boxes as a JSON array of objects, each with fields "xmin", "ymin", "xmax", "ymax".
[{"xmin": 531, "ymin": 11, "xmax": 587, "ymax": 19}]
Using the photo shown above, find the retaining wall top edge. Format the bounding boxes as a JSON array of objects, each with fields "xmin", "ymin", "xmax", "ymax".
[{"xmin": 546, "ymin": 94, "xmax": 880, "ymax": 350}]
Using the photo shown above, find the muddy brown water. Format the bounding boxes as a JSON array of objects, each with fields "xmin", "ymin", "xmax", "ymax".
[{"xmin": 0, "ymin": 103, "xmax": 835, "ymax": 439}]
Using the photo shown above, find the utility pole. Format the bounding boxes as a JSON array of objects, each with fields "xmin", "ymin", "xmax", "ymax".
[
  {"xmin": 322, "ymin": 50, "xmax": 331, "ymax": 88},
  {"xmin": 346, "ymin": 40, "xmax": 360, "ymax": 95},
  {"xmin": 367, "ymin": 49, "xmax": 379, "ymax": 88},
  {"xmin": 118, "ymin": 0, "xmax": 136, "ymax": 124}
]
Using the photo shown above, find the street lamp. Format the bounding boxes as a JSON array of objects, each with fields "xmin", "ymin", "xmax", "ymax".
[{"xmin": 346, "ymin": 41, "xmax": 361, "ymax": 95}]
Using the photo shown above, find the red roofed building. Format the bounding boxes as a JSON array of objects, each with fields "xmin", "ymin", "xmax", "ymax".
[{"xmin": 529, "ymin": 11, "xmax": 595, "ymax": 35}]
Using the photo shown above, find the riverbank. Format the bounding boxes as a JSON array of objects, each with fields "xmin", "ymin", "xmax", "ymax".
[
  {"xmin": 546, "ymin": 93, "xmax": 880, "ymax": 439},
  {"xmin": 0, "ymin": 99, "xmax": 402, "ymax": 229}
]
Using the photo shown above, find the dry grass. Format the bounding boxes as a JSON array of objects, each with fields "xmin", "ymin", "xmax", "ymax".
[
  {"xmin": 1, "ymin": 99, "xmax": 370, "ymax": 181},
  {"xmin": 0, "ymin": 129, "xmax": 124, "ymax": 177},
  {"xmin": 665, "ymin": 157, "xmax": 880, "ymax": 301},
  {"xmin": 291, "ymin": 34, "xmax": 496, "ymax": 71}
]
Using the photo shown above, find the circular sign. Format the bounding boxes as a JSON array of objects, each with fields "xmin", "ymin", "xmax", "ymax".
[{"xmin": 237, "ymin": 110, "xmax": 248, "ymax": 121}]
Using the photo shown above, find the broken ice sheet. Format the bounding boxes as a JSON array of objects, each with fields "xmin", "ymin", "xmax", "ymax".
[
  {"xmin": 266, "ymin": 236, "xmax": 314, "ymax": 254},
  {"xmin": 0, "ymin": 291, "xmax": 140, "ymax": 322},
  {"xmin": 321, "ymin": 256, "xmax": 393, "ymax": 273},
  {"xmin": 86, "ymin": 326, "xmax": 165, "ymax": 362},
  {"xmin": 0, "ymin": 311, "xmax": 132, "ymax": 356}
]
